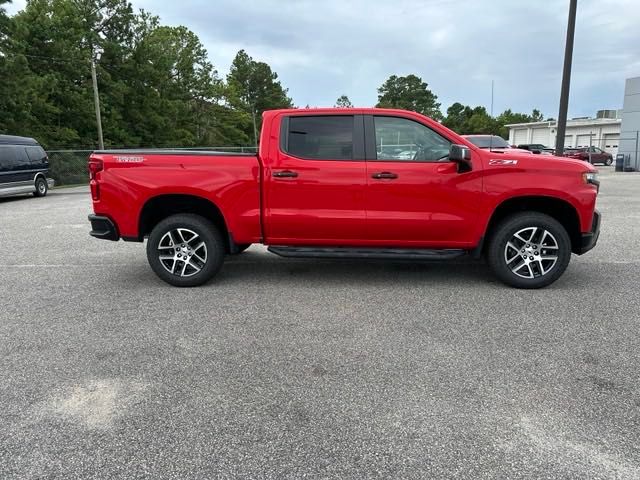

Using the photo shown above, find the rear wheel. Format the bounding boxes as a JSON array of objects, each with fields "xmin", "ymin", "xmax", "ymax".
[
  {"xmin": 146, "ymin": 214, "xmax": 225, "ymax": 287},
  {"xmin": 487, "ymin": 212, "xmax": 572, "ymax": 289},
  {"xmin": 605, "ymin": 157, "xmax": 613, "ymax": 166},
  {"xmin": 33, "ymin": 177, "xmax": 48, "ymax": 197}
]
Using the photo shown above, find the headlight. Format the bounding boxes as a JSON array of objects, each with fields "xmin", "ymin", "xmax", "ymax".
[{"xmin": 583, "ymin": 172, "xmax": 599, "ymax": 191}]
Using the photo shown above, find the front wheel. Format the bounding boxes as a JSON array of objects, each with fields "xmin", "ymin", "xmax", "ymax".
[
  {"xmin": 605, "ymin": 157, "xmax": 613, "ymax": 166},
  {"xmin": 146, "ymin": 214, "xmax": 225, "ymax": 287},
  {"xmin": 486, "ymin": 213, "xmax": 572, "ymax": 289},
  {"xmin": 33, "ymin": 177, "xmax": 48, "ymax": 197}
]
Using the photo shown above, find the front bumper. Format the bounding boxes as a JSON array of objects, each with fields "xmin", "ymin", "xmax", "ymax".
[
  {"xmin": 88, "ymin": 214, "xmax": 119, "ymax": 241},
  {"xmin": 577, "ymin": 210, "xmax": 601, "ymax": 255}
]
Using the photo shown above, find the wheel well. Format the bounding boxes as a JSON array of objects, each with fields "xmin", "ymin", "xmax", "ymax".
[
  {"xmin": 34, "ymin": 173, "xmax": 46, "ymax": 182},
  {"xmin": 138, "ymin": 194, "xmax": 230, "ymax": 252},
  {"xmin": 485, "ymin": 196, "xmax": 582, "ymax": 253}
]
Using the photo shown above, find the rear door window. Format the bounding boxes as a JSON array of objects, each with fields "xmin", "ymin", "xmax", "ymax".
[
  {"xmin": 26, "ymin": 146, "xmax": 47, "ymax": 165},
  {"xmin": 0, "ymin": 145, "xmax": 19, "ymax": 170},
  {"xmin": 284, "ymin": 116, "xmax": 355, "ymax": 160}
]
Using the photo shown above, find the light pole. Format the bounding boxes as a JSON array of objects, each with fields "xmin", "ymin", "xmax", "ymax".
[
  {"xmin": 555, "ymin": 0, "xmax": 578, "ymax": 156},
  {"xmin": 90, "ymin": 52, "xmax": 104, "ymax": 150}
]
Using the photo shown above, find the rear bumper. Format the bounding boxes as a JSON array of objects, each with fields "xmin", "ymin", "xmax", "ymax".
[
  {"xmin": 88, "ymin": 214, "xmax": 119, "ymax": 241},
  {"xmin": 576, "ymin": 210, "xmax": 601, "ymax": 255}
]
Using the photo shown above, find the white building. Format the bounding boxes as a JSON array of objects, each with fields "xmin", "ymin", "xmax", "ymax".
[
  {"xmin": 506, "ymin": 112, "xmax": 622, "ymax": 155},
  {"xmin": 618, "ymin": 76, "xmax": 640, "ymax": 170}
]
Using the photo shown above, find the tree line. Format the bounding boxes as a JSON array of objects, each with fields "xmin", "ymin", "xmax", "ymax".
[
  {"xmin": 0, "ymin": 0, "xmax": 546, "ymax": 150},
  {"xmin": 338, "ymin": 74, "xmax": 550, "ymax": 140}
]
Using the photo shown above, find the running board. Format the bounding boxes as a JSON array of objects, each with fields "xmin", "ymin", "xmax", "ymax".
[{"xmin": 267, "ymin": 246, "xmax": 467, "ymax": 260}]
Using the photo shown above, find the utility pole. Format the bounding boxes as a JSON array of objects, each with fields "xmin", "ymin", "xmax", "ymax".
[
  {"xmin": 555, "ymin": 0, "xmax": 577, "ymax": 156},
  {"xmin": 251, "ymin": 107, "xmax": 258, "ymax": 148},
  {"xmin": 490, "ymin": 80, "xmax": 494, "ymax": 117},
  {"xmin": 91, "ymin": 56, "xmax": 104, "ymax": 150}
]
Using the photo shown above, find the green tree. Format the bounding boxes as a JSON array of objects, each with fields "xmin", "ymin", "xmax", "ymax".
[
  {"xmin": 0, "ymin": 0, "xmax": 249, "ymax": 148},
  {"xmin": 442, "ymin": 102, "xmax": 471, "ymax": 133},
  {"xmin": 227, "ymin": 49, "xmax": 293, "ymax": 145},
  {"xmin": 443, "ymin": 104, "xmax": 545, "ymax": 137},
  {"xmin": 335, "ymin": 95, "xmax": 352, "ymax": 108},
  {"xmin": 376, "ymin": 74, "xmax": 442, "ymax": 120},
  {"xmin": 443, "ymin": 103, "xmax": 496, "ymax": 134},
  {"xmin": 122, "ymin": 24, "xmax": 224, "ymax": 146}
]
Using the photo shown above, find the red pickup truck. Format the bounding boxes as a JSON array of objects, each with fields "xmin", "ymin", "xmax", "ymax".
[{"xmin": 88, "ymin": 108, "xmax": 600, "ymax": 289}]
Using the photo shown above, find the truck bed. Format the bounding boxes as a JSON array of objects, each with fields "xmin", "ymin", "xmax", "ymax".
[{"xmin": 89, "ymin": 149, "xmax": 262, "ymax": 243}]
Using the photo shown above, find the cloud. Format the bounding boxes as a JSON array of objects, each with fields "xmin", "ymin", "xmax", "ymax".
[{"xmin": 6, "ymin": 0, "xmax": 640, "ymax": 117}]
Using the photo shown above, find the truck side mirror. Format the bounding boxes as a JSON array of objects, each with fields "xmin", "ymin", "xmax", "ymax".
[
  {"xmin": 449, "ymin": 144, "xmax": 472, "ymax": 172},
  {"xmin": 450, "ymin": 144, "xmax": 471, "ymax": 161}
]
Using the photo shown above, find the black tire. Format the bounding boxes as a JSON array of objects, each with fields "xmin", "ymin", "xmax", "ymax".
[
  {"xmin": 231, "ymin": 243, "xmax": 251, "ymax": 254},
  {"xmin": 146, "ymin": 214, "xmax": 225, "ymax": 287},
  {"xmin": 486, "ymin": 212, "xmax": 572, "ymax": 289},
  {"xmin": 605, "ymin": 157, "xmax": 613, "ymax": 166},
  {"xmin": 33, "ymin": 177, "xmax": 48, "ymax": 197}
]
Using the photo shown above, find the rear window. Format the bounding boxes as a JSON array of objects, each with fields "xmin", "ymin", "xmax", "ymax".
[
  {"xmin": 14, "ymin": 146, "xmax": 30, "ymax": 165},
  {"xmin": 26, "ymin": 146, "xmax": 47, "ymax": 164},
  {"xmin": 285, "ymin": 116, "xmax": 354, "ymax": 160}
]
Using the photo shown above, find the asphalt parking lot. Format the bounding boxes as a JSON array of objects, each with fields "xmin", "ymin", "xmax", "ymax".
[{"xmin": 1, "ymin": 167, "xmax": 640, "ymax": 479}]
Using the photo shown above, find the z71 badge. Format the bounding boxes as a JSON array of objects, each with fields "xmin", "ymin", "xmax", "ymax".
[{"xmin": 489, "ymin": 159, "xmax": 518, "ymax": 166}]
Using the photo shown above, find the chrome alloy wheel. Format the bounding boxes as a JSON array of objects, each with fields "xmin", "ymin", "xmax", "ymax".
[
  {"xmin": 504, "ymin": 227, "xmax": 559, "ymax": 279},
  {"xmin": 157, "ymin": 228, "xmax": 207, "ymax": 277},
  {"xmin": 38, "ymin": 181, "xmax": 46, "ymax": 194}
]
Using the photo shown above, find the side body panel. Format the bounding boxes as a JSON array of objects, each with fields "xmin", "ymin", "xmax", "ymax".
[
  {"xmin": 365, "ymin": 159, "xmax": 484, "ymax": 247},
  {"xmin": 476, "ymin": 153, "xmax": 598, "ymax": 234}
]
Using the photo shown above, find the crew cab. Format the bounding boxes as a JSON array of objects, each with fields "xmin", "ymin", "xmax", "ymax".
[{"xmin": 88, "ymin": 108, "xmax": 601, "ymax": 289}]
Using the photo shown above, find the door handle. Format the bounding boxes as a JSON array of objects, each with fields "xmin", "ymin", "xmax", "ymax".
[
  {"xmin": 272, "ymin": 170, "xmax": 298, "ymax": 178},
  {"xmin": 371, "ymin": 171, "xmax": 398, "ymax": 179}
]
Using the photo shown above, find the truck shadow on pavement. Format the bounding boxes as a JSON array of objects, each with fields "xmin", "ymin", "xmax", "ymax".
[{"xmin": 215, "ymin": 252, "xmax": 497, "ymax": 288}]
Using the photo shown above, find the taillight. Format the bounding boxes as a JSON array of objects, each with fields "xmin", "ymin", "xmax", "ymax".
[
  {"xmin": 88, "ymin": 156, "xmax": 103, "ymax": 201},
  {"xmin": 90, "ymin": 181, "xmax": 100, "ymax": 201},
  {"xmin": 88, "ymin": 157, "xmax": 103, "ymax": 180}
]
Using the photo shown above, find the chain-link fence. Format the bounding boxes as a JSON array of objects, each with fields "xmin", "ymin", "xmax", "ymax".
[
  {"xmin": 47, "ymin": 150, "xmax": 92, "ymax": 186},
  {"xmin": 46, "ymin": 147, "xmax": 258, "ymax": 186}
]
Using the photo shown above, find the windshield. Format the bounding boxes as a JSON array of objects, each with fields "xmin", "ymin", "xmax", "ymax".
[{"xmin": 465, "ymin": 135, "xmax": 510, "ymax": 149}]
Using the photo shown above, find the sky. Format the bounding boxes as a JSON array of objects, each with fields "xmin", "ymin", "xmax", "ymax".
[{"xmin": 6, "ymin": 0, "xmax": 640, "ymax": 118}]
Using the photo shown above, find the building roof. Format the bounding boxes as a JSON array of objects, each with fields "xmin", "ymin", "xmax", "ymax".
[{"xmin": 506, "ymin": 118, "xmax": 621, "ymax": 129}]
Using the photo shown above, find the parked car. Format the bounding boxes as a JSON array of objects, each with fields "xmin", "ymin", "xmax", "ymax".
[
  {"xmin": 564, "ymin": 146, "xmax": 613, "ymax": 166},
  {"xmin": 88, "ymin": 108, "xmax": 600, "ymax": 289},
  {"xmin": 463, "ymin": 135, "xmax": 532, "ymax": 153},
  {"xmin": 517, "ymin": 144, "xmax": 555, "ymax": 155},
  {"xmin": 0, "ymin": 135, "xmax": 53, "ymax": 198}
]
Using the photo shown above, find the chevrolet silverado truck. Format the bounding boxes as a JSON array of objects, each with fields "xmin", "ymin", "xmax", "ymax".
[{"xmin": 88, "ymin": 108, "xmax": 600, "ymax": 288}]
